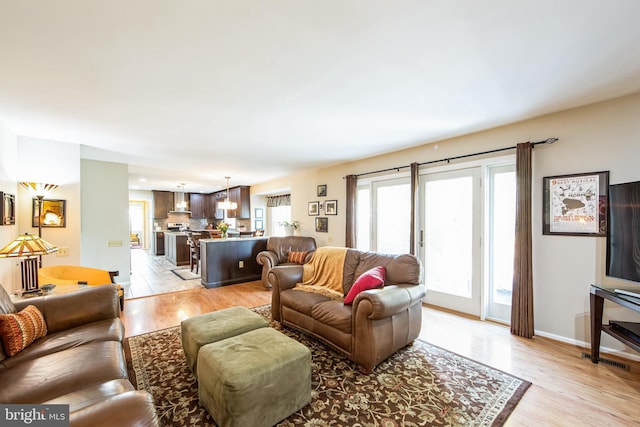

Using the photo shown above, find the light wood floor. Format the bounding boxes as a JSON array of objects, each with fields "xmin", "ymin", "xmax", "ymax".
[{"xmin": 121, "ymin": 283, "xmax": 640, "ymax": 426}]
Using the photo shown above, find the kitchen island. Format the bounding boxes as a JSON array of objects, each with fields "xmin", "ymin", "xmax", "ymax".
[
  {"xmin": 164, "ymin": 231, "xmax": 202, "ymax": 266},
  {"xmin": 200, "ymin": 237, "xmax": 267, "ymax": 288}
]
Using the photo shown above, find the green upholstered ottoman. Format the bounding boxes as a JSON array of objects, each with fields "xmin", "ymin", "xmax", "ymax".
[
  {"xmin": 197, "ymin": 327, "xmax": 311, "ymax": 427},
  {"xmin": 181, "ymin": 306, "xmax": 268, "ymax": 374}
]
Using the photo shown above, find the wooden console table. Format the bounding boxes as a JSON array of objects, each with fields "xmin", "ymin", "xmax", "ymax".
[{"xmin": 590, "ymin": 284, "xmax": 640, "ymax": 363}]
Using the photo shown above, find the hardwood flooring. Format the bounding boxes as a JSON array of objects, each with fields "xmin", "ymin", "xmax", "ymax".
[
  {"xmin": 121, "ymin": 286, "xmax": 640, "ymax": 426},
  {"xmin": 121, "ymin": 251, "xmax": 640, "ymax": 426}
]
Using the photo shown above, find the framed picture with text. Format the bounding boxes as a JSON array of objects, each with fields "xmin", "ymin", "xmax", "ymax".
[{"xmin": 542, "ymin": 170, "xmax": 609, "ymax": 236}]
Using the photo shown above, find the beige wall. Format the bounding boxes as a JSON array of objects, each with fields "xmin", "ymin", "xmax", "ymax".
[
  {"xmin": 253, "ymin": 92, "xmax": 640, "ymax": 359},
  {"xmin": 0, "ymin": 121, "xmax": 18, "ymax": 289},
  {"xmin": 0, "ymin": 134, "xmax": 131, "ymax": 293},
  {"xmin": 81, "ymin": 159, "xmax": 131, "ymax": 282}
]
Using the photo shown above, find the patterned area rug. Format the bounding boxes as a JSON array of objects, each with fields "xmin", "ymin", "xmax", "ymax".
[
  {"xmin": 170, "ymin": 268, "xmax": 201, "ymax": 280},
  {"xmin": 124, "ymin": 305, "xmax": 530, "ymax": 427}
]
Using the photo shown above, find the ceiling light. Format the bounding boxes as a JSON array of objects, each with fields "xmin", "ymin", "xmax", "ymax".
[{"xmin": 218, "ymin": 177, "xmax": 237, "ymax": 210}]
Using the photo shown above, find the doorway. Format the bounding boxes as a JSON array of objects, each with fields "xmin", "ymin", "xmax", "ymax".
[
  {"xmin": 129, "ymin": 200, "xmax": 148, "ymax": 249},
  {"xmin": 419, "ymin": 167, "xmax": 482, "ymax": 316}
]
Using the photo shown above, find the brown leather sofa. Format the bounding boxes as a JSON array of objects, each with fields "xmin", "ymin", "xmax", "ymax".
[
  {"xmin": 0, "ymin": 284, "xmax": 159, "ymax": 426},
  {"xmin": 256, "ymin": 236, "xmax": 317, "ymax": 289},
  {"xmin": 269, "ymin": 249, "xmax": 425, "ymax": 372}
]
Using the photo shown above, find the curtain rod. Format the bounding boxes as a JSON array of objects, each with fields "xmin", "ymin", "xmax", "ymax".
[{"xmin": 350, "ymin": 138, "xmax": 558, "ymax": 178}]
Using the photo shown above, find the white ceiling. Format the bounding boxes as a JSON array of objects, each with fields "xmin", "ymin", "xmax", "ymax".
[{"xmin": 1, "ymin": 1, "xmax": 640, "ymax": 193}]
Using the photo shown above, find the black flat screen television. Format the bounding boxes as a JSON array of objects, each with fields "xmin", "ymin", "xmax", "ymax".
[{"xmin": 606, "ymin": 180, "xmax": 640, "ymax": 283}]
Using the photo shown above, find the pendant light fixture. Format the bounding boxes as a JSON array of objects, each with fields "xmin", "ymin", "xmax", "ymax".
[{"xmin": 218, "ymin": 177, "xmax": 237, "ymax": 210}]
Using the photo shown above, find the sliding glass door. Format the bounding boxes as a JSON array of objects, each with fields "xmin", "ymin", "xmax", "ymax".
[
  {"xmin": 356, "ymin": 176, "xmax": 411, "ymax": 254},
  {"xmin": 420, "ymin": 168, "xmax": 482, "ymax": 315}
]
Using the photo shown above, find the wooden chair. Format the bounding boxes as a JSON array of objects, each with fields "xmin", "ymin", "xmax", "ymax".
[{"xmin": 186, "ymin": 234, "xmax": 201, "ymax": 274}]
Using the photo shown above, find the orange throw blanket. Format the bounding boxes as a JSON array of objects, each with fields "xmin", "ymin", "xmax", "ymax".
[{"xmin": 295, "ymin": 247, "xmax": 348, "ymax": 300}]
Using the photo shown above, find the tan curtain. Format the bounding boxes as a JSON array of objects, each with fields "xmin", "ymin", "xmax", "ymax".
[
  {"xmin": 345, "ymin": 175, "xmax": 357, "ymax": 248},
  {"xmin": 410, "ymin": 162, "xmax": 419, "ymax": 255},
  {"xmin": 266, "ymin": 194, "xmax": 291, "ymax": 207},
  {"xmin": 511, "ymin": 142, "xmax": 534, "ymax": 338}
]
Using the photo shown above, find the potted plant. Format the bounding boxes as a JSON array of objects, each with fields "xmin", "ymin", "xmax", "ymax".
[{"xmin": 278, "ymin": 220, "xmax": 300, "ymax": 236}]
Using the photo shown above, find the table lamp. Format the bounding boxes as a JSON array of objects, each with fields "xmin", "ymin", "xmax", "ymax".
[{"xmin": 0, "ymin": 233, "xmax": 58, "ymax": 294}]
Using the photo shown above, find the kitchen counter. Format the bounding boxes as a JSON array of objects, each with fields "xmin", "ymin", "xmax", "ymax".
[
  {"xmin": 164, "ymin": 231, "xmax": 203, "ymax": 266},
  {"xmin": 200, "ymin": 237, "xmax": 267, "ymax": 288}
]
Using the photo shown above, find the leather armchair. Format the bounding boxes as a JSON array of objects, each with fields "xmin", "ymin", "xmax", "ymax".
[
  {"xmin": 256, "ymin": 236, "xmax": 316, "ymax": 289},
  {"xmin": 269, "ymin": 249, "xmax": 425, "ymax": 372}
]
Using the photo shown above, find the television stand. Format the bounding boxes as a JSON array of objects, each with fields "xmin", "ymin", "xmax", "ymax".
[{"xmin": 590, "ymin": 284, "xmax": 640, "ymax": 363}]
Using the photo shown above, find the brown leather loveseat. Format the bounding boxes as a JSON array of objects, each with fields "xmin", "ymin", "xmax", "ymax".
[
  {"xmin": 256, "ymin": 236, "xmax": 317, "ymax": 289},
  {"xmin": 0, "ymin": 284, "xmax": 158, "ymax": 426},
  {"xmin": 269, "ymin": 248, "xmax": 425, "ymax": 372}
]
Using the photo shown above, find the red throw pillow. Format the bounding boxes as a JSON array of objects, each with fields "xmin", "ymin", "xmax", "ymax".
[
  {"xmin": 0, "ymin": 304, "xmax": 47, "ymax": 357},
  {"xmin": 287, "ymin": 251, "xmax": 308, "ymax": 264},
  {"xmin": 344, "ymin": 266, "xmax": 386, "ymax": 305}
]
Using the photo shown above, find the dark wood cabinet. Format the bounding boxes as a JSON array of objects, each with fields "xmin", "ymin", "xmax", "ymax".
[
  {"xmin": 153, "ymin": 231, "xmax": 165, "ymax": 255},
  {"xmin": 213, "ymin": 191, "xmax": 227, "ymax": 219},
  {"xmin": 226, "ymin": 186, "xmax": 251, "ymax": 219},
  {"xmin": 207, "ymin": 194, "xmax": 218, "ymax": 219},
  {"xmin": 153, "ymin": 191, "xmax": 174, "ymax": 219},
  {"xmin": 164, "ymin": 232, "xmax": 191, "ymax": 266},
  {"xmin": 201, "ymin": 238, "xmax": 267, "ymax": 287},
  {"xmin": 189, "ymin": 193, "xmax": 207, "ymax": 219}
]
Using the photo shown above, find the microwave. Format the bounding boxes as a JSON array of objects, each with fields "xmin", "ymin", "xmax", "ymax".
[{"xmin": 1, "ymin": 192, "xmax": 15, "ymax": 225}]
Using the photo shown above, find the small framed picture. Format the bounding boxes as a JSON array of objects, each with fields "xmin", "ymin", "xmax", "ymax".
[
  {"xmin": 255, "ymin": 220, "xmax": 263, "ymax": 230},
  {"xmin": 33, "ymin": 198, "xmax": 66, "ymax": 228},
  {"xmin": 542, "ymin": 170, "xmax": 609, "ymax": 236},
  {"xmin": 255, "ymin": 208, "xmax": 263, "ymax": 219},
  {"xmin": 325, "ymin": 200, "xmax": 337, "ymax": 215},
  {"xmin": 315, "ymin": 217, "xmax": 328, "ymax": 232},
  {"xmin": 308, "ymin": 201, "xmax": 319, "ymax": 216},
  {"xmin": 317, "ymin": 184, "xmax": 327, "ymax": 197}
]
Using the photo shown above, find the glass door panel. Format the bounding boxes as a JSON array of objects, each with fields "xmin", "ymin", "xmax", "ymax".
[
  {"xmin": 420, "ymin": 168, "xmax": 481, "ymax": 315},
  {"xmin": 487, "ymin": 165, "xmax": 515, "ymax": 322}
]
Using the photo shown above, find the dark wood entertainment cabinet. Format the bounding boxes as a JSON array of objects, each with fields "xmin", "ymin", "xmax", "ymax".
[{"xmin": 590, "ymin": 284, "xmax": 640, "ymax": 363}]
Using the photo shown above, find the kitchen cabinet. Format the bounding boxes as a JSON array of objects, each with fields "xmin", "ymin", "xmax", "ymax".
[
  {"xmin": 153, "ymin": 231, "xmax": 165, "ymax": 255},
  {"xmin": 207, "ymin": 194, "xmax": 218, "ymax": 219},
  {"xmin": 164, "ymin": 232, "xmax": 191, "ymax": 266},
  {"xmin": 189, "ymin": 193, "xmax": 207, "ymax": 219},
  {"xmin": 200, "ymin": 237, "xmax": 267, "ymax": 287},
  {"xmin": 153, "ymin": 191, "xmax": 174, "ymax": 219},
  {"xmin": 213, "ymin": 191, "xmax": 227, "ymax": 219},
  {"xmin": 226, "ymin": 186, "xmax": 251, "ymax": 219}
]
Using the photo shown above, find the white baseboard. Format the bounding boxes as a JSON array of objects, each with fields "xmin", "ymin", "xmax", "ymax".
[{"xmin": 535, "ymin": 329, "xmax": 640, "ymax": 363}]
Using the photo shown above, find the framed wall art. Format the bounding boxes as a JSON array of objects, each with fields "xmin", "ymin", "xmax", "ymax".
[
  {"xmin": 255, "ymin": 220, "xmax": 263, "ymax": 230},
  {"xmin": 317, "ymin": 184, "xmax": 327, "ymax": 197},
  {"xmin": 325, "ymin": 200, "xmax": 337, "ymax": 215},
  {"xmin": 33, "ymin": 198, "xmax": 66, "ymax": 228},
  {"xmin": 315, "ymin": 217, "xmax": 328, "ymax": 232},
  {"xmin": 308, "ymin": 201, "xmax": 319, "ymax": 216},
  {"xmin": 255, "ymin": 208, "xmax": 263, "ymax": 219},
  {"xmin": 542, "ymin": 171, "xmax": 609, "ymax": 236}
]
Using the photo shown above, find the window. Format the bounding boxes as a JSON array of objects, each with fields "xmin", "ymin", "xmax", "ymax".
[
  {"xmin": 357, "ymin": 176, "xmax": 411, "ymax": 254},
  {"xmin": 270, "ymin": 205, "xmax": 291, "ymax": 236}
]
